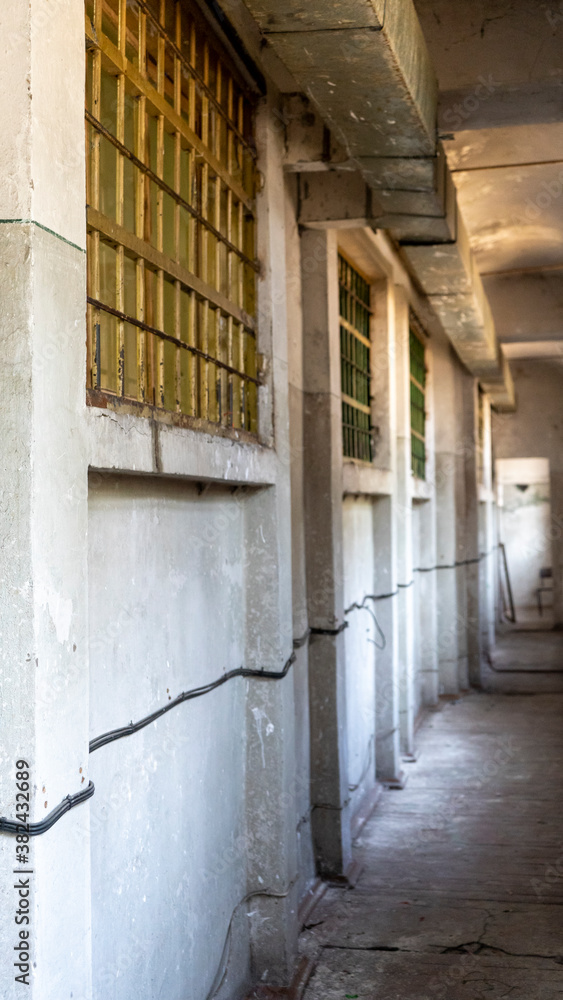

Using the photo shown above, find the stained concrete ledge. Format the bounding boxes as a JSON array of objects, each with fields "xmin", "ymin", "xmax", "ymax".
[{"xmin": 342, "ymin": 461, "xmax": 393, "ymax": 497}]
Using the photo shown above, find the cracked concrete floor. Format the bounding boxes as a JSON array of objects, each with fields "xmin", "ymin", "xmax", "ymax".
[{"xmin": 301, "ymin": 689, "xmax": 563, "ymax": 999}]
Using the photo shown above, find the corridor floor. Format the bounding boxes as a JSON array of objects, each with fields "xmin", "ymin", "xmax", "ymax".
[{"xmin": 300, "ymin": 689, "xmax": 563, "ymax": 999}]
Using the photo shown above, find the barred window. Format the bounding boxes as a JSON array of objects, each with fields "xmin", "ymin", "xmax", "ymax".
[
  {"xmin": 85, "ymin": 0, "xmax": 259, "ymax": 433},
  {"xmin": 409, "ymin": 315, "xmax": 427, "ymax": 480},
  {"xmin": 339, "ymin": 254, "xmax": 373, "ymax": 463}
]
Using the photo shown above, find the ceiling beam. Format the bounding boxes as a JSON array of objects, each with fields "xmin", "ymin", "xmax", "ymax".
[
  {"xmin": 438, "ymin": 82, "xmax": 563, "ymax": 132},
  {"xmin": 481, "ymin": 262, "xmax": 563, "ymax": 278},
  {"xmin": 450, "ymin": 159, "xmax": 563, "ymax": 173}
]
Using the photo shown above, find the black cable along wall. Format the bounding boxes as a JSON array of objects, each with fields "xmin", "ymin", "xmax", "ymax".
[{"xmin": 0, "ymin": 548, "xmax": 501, "ymax": 836}]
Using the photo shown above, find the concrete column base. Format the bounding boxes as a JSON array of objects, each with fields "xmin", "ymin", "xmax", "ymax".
[{"xmin": 308, "ymin": 633, "xmax": 352, "ymax": 879}]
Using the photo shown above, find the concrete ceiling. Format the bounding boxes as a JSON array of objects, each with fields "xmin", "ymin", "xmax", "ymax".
[{"xmin": 413, "ymin": 0, "xmax": 563, "ymax": 356}]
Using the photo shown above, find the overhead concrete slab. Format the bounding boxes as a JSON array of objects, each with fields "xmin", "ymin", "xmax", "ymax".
[
  {"xmin": 374, "ymin": 146, "xmax": 452, "ymax": 216},
  {"xmin": 242, "ymin": 0, "xmax": 437, "ymax": 158},
  {"xmin": 411, "ymin": 0, "xmax": 563, "ymax": 411},
  {"xmin": 241, "ymin": 0, "xmax": 385, "ymax": 31},
  {"xmin": 445, "ymin": 124, "xmax": 563, "ymax": 173},
  {"xmin": 413, "ymin": 0, "xmax": 563, "ymax": 93},
  {"xmin": 401, "ymin": 210, "xmax": 475, "ymax": 295},
  {"xmin": 270, "ymin": 31, "xmax": 436, "ymax": 158},
  {"xmin": 483, "ymin": 271, "xmax": 563, "ymax": 343},
  {"xmin": 439, "ymin": 82, "xmax": 563, "ymax": 132},
  {"xmin": 298, "ymin": 171, "xmax": 376, "ymax": 227},
  {"xmin": 453, "ymin": 162, "xmax": 563, "ymax": 274},
  {"xmin": 282, "ymin": 94, "xmax": 352, "ymax": 171},
  {"xmin": 480, "ymin": 350, "xmax": 516, "ymax": 412},
  {"xmin": 401, "ymin": 213, "xmax": 503, "ymax": 380},
  {"xmin": 430, "ymin": 291, "xmax": 497, "ymax": 373},
  {"xmin": 503, "ymin": 341, "xmax": 563, "ymax": 360},
  {"xmin": 242, "ymin": 0, "xmax": 507, "ymax": 392},
  {"xmin": 359, "ymin": 154, "xmax": 438, "ymax": 191},
  {"xmin": 383, "ymin": 212, "xmax": 456, "ymax": 243}
]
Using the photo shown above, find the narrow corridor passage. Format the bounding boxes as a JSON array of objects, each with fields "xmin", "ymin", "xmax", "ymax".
[{"xmin": 301, "ymin": 690, "xmax": 563, "ymax": 999}]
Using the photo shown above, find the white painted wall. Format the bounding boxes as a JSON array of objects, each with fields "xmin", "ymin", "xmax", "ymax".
[
  {"xmin": 342, "ymin": 497, "xmax": 377, "ymax": 819},
  {"xmin": 411, "ymin": 505, "xmax": 423, "ymax": 714},
  {"xmin": 500, "ymin": 482, "xmax": 552, "ymax": 612},
  {"xmin": 493, "ymin": 362, "xmax": 563, "ymax": 624},
  {"xmin": 88, "ymin": 476, "xmax": 251, "ymax": 1000},
  {"xmin": 497, "ymin": 460, "xmax": 552, "ymax": 615}
]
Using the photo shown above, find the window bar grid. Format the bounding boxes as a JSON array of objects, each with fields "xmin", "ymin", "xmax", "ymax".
[
  {"xmin": 89, "ymin": 9, "xmax": 102, "ymax": 391},
  {"xmin": 85, "ymin": 0, "xmax": 258, "ymax": 432},
  {"xmin": 200, "ymin": 39, "xmax": 210, "ymax": 422},
  {"xmin": 136, "ymin": 8, "xmax": 147, "ymax": 402},
  {"xmin": 339, "ymin": 254, "xmax": 373, "ymax": 463},
  {"xmin": 115, "ymin": 0, "xmax": 126, "ymax": 398},
  {"xmin": 173, "ymin": 0, "xmax": 181, "ymax": 413},
  {"xmin": 134, "ymin": 0, "xmax": 254, "ymax": 158},
  {"xmin": 187, "ymin": 18, "xmax": 197, "ymax": 417},
  {"xmin": 238, "ymin": 94, "xmax": 247, "ymax": 430},
  {"xmin": 156, "ymin": 0, "xmax": 165, "ymax": 410},
  {"xmin": 215, "ymin": 61, "xmax": 226, "ymax": 427},
  {"xmin": 227, "ymin": 78, "xmax": 239, "ymax": 429},
  {"xmin": 409, "ymin": 323, "xmax": 427, "ymax": 480}
]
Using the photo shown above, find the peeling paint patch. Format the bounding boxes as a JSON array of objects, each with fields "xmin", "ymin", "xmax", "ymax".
[
  {"xmin": 42, "ymin": 588, "xmax": 72, "ymax": 643},
  {"xmin": 251, "ymin": 706, "xmax": 274, "ymax": 768}
]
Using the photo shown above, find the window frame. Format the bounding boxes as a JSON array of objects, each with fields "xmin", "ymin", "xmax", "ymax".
[
  {"xmin": 84, "ymin": 0, "xmax": 260, "ymax": 439},
  {"xmin": 409, "ymin": 312, "xmax": 427, "ymax": 481},
  {"xmin": 338, "ymin": 251, "xmax": 375, "ymax": 464}
]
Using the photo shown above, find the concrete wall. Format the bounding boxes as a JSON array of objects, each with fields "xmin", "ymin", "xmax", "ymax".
[
  {"xmin": 496, "ymin": 457, "xmax": 553, "ymax": 618},
  {"xmin": 479, "ymin": 394, "xmax": 497, "ymax": 657},
  {"xmin": 493, "ymin": 361, "xmax": 563, "ymax": 625},
  {"xmin": 88, "ymin": 477, "xmax": 250, "ymax": 1000},
  {"xmin": 0, "ymin": 3, "xmax": 497, "ymax": 995},
  {"xmin": 342, "ymin": 497, "xmax": 377, "ymax": 820},
  {"xmin": 500, "ymin": 482, "xmax": 552, "ymax": 613},
  {"xmin": 0, "ymin": 1, "xmax": 91, "ymax": 997}
]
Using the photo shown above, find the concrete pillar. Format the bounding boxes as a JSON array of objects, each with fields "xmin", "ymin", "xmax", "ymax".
[
  {"xmin": 243, "ymin": 97, "xmax": 298, "ymax": 986},
  {"xmin": 414, "ymin": 342, "xmax": 439, "ymax": 707},
  {"xmin": 284, "ymin": 175, "xmax": 316, "ymax": 897},
  {"xmin": 550, "ymin": 471, "xmax": 563, "ymax": 628},
  {"xmin": 416, "ymin": 500, "xmax": 440, "ymax": 705},
  {"xmin": 373, "ymin": 497, "xmax": 403, "ymax": 784},
  {"xmin": 369, "ymin": 279, "xmax": 402, "ymax": 783},
  {"xmin": 463, "ymin": 380, "xmax": 483, "ymax": 687},
  {"xmin": 0, "ymin": 2, "xmax": 91, "ymax": 998},
  {"xmin": 433, "ymin": 344, "xmax": 460, "ymax": 695},
  {"xmin": 454, "ymin": 367, "xmax": 470, "ymax": 690},
  {"xmin": 244, "ymin": 492, "xmax": 299, "ymax": 985},
  {"xmin": 301, "ymin": 228, "xmax": 352, "ymax": 879},
  {"xmin": 393, "ymin": 288, "xmax": 415, "ymax": 755},
  {"xmin": 479, "ymin": 394, "xmax": 496, "ymax": 656}
]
